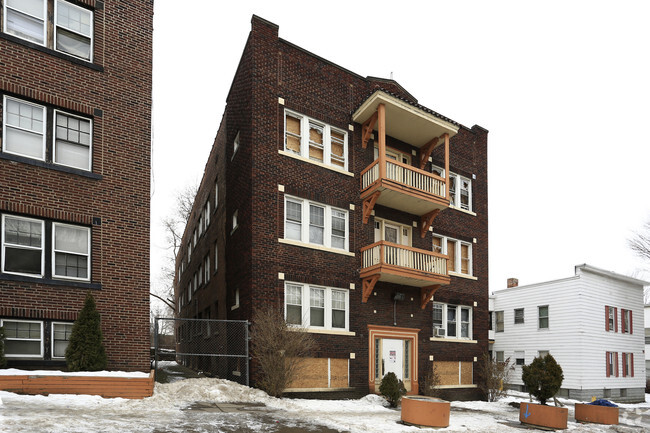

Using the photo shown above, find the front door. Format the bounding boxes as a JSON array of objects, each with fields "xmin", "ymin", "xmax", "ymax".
[{"xmin": 382, "ymin": 338, "xmax": 403, "ymax": 381}]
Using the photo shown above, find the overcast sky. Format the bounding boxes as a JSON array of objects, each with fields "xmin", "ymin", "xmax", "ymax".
[{"xmin": 150, "ymin": 0, "xmax": 650, "ymax": 302}]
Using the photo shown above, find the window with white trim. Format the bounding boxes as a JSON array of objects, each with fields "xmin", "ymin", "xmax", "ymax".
[
  {"xmin": 432, "ymin": 165, "xmax": 472, "ymax": 212},
  {"xmin": 284, "ymin": 196, "xmax": 349, "ymax": 251},
  {"xmin": 2, "ymin": 96, "xmax": 93, "ymax": 171},
  {"xmin": 432, "ymin": 303, "xmax": 472, "ymax": 339},
  {"xmin": 1, "ymin": 319, "xmax": 43, "ymax": 357},
  {"xmin": 284, "ymin": 282, "xmax": 349, "ymax": 331},
  {"xmin": 3, "ymin": 0, "xmax": 94, "ymax": 61},
  {"xmin": 52, "ymin": 322, "xmax": 73, "ymax": 358},
  {"xmin": 53, "ymin": 222, "xmax": 90, "ymax": 280},
  {"xmin": 284, "ymin": 110, "xmax": 347, "ymax": 170},
  {"xmin": 538, "ymin": 305, "xmax": 549, "ymax": 329},
  {"xmin": 432, "ymin": 234, "xmax": 472, "ymax": 276},
  {"xmin": 203, "ymin": 255, "xmax": 210, "ymax": 283},
  {"xmin": 2, "ymin": 214, "xmax": 44, "ymax": 277}
]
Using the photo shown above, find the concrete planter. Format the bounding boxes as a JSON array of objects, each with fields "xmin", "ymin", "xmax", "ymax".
[
  {"xmin": 575, "ymin": 403, "xmax": 619, "ymax": 425},
  {"xmin": 401, "ymin": 395, "xmax": 450, "ymax": 428},
  {"xmin": 519, "ymin": 402, "xmax": 568, "ymax": 430}
]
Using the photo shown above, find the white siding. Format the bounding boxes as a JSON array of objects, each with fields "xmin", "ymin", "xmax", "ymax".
[{"xmin": 492, "ymin": 266, "xmax": 646, "ymax": 392}]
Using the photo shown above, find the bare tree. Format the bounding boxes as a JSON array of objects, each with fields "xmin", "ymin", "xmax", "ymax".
[
  {"xmin": 628, "ymin": 223, "xmax": 650, "ymax": 303},
  {"xmin": 152, "ymin": 183, "xmax": 198, "ymax": 313},
  {"xmin": 477, "ymin": 352, "xmax": 513, "ymax": 402}
]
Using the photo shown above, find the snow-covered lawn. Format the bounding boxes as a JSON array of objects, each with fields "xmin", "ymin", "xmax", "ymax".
[{"xmin": 1, "ymin": 370, "xmax": 648, "ymax": 432}]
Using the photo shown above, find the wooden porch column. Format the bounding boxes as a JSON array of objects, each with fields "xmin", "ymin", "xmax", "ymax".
[
  {"xmin": 378, "ymin": 103, "xmax": 386, "ymax": 181},
  {"xmin": 444, "ymin": 133, "xmax": 450, "ymax": 200}
]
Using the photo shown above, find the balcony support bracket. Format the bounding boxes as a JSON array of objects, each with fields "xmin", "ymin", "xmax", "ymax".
[
  {"xmin": 361, "ymin": 111, "xmax": 378, "ymax": 149},
  {"xmin": 420, "ymin": 209, "xmax": 441, "ymax": 238},
  {"xmin": 362, "ymin": 191, "xmax": 381, "ymax": 224},
  {"xmin": 420, "ymin": 284, "xmax": 441, "ymax": 309},
  {"xmin": 419, "ymin": 135, "xmax": 442, "ymax": 170},
  {"xmin": 362, "ymin": 274, "xmax": 380, "ymax": 303}
]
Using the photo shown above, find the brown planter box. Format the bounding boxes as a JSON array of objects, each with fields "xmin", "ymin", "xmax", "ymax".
[
  {"xmin": 0, "ymin": 371, "xmax": 154, "ymax": 399},
  {"xmin": 519, "ymin": 402, "xmax": 568, "ymax": 430},
  {"xmin": 575, "ymin": 403, "xmax": 619, "ymax": 425},
  {"xmin": 401, "ymin": 396, "xmax": 450, "ymax": 428}
]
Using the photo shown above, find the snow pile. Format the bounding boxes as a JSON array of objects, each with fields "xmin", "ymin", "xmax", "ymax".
[{"xmin": 0, "ymin": 368, "xmax": 150, "ymax": 378}]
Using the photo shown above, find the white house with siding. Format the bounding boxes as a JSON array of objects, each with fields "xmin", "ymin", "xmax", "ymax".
[
  {"xmin": 490, "ymin": 264, "xmax": 646, "ymax": 403},
  {"xmin": 645, "ymin": 304, "xmax": 650, "ymax": 380}
]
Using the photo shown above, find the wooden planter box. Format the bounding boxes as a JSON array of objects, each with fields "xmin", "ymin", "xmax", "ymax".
[
  {"xmin": 519, "ymin": 402, "xmax": 568, "ymax": 430},
  {"xmin": 401, "ymin": 396, "xmax": 450, "ymax": 428},
  {"xmin": 0, "ymin": 370, "xmax": 154, "ymax": 399},
  {"xmin": 575, "ymin": 403, "xmax": 619, "ymax": 425}
]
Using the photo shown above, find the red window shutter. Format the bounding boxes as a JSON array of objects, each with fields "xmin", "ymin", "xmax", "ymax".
[
  {"xmin": 630, "ymin": 353, "xmax": 634, "ymax": 377},
  {"xmin": 605, "ymin": 352, "xmax": 610, "ymax": 377},
  {"xmin": 614, "ymin": 308, "xmax": 618, "ymax": 332},
  {"xmin": 605, "ymin": 306, "xmax": 609, "ymax": 331},
  {"xmin": 629, "ymin": 311, "xmax": 633, "ymax": 334},
  {"xmin": 615, "ymin": 352, "xmax": 619, "ymax": 377}
]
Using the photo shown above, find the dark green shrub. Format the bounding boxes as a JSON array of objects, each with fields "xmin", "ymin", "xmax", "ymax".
[
  {"xmin": 521, "ymin": 354, "xmax": 564, "ymax": 405},
  {"xmin": 379, "ymin": 372, "xmax": 407, "ymax": 407},
  {"xmin": 65, "ymin": 292, "xmax": 107, "ymax": 371},
  {"xmin": 0, "ymin": 326, "xmax": 6, "ymax": 368}
]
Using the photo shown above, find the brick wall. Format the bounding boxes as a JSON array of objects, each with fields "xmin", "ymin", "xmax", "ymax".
[{"xmin": 0, "ymin": 0, "xmax": 153, "ymax": 371}]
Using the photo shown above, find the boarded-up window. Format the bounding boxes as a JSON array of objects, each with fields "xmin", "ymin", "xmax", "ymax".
[
  {"xmin": 330, "ymin": 130, "xmax": 345, "ymax": 167},
  {"xmin": 432, "ymin": 236, "xmax": 443, "ymax": 254},
  {"xmin": 434, "ymin": 361, "xmax": 473, "ymax": 386},
  {"xmin": 285, "ymin": 114, "xmax": 301, "ymax": 154},
  {"xmin": 447, "ymin": 240, "xmax": 456, "ymax": 272},
  {"xmin": 460, "ymin": 243, "xmax": 470, "ymax": 274},
  {"xmin": 308, "ymin": 122, "xmax": 324, "ymax": 162},
  {"xmin": 287, "ymin": 358, "xmax": 349, "ymax": 389}
]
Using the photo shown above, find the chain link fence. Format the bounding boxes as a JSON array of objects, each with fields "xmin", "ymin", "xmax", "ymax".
[{"xmin": 153, "ymin": 318, "xmax": 249, "ymax": 386}]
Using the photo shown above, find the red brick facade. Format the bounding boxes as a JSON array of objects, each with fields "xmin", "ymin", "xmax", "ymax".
[
  {"xmin": 0, "ymin": 0, "xmax": 153, "ymax": 371},
  {"xmin": 176, "ymin": 15, "xmax": 488, "ymax": 399}
]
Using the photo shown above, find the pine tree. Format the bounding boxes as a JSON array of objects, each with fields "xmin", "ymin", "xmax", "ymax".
[
  {"xmin": 0, "ymin": 326, "xmax": 7, "ymax": 368},
  {"xmin": 65, "ymin": 292, "xmax": 107, "ymax": 371},
  {"xmin": 521, "ymin": 354, "xmax": 564, "ymax": 405}
]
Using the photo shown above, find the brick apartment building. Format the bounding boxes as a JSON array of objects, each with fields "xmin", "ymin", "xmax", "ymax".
[
  {"xmin": 0, "ymin": 0, "xmax": 152, "ymax": 372},
  {"xmin": 175, "ymin": 15, "xmax": 489, "ymax": 399}
]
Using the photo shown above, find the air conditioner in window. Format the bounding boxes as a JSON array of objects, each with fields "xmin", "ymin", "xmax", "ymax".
[{"xmin": 434, "ymin": 327, "xmax": 446, "ymax": 337}]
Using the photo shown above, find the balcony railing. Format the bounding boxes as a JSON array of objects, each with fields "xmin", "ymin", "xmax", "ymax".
[
  {"xmin": 362, "ymin": 159, "xmax": 446, "ymax": 199},
  {"xmin": 360, "ymin": 241, "xmax": 449, "ymax": 285}
]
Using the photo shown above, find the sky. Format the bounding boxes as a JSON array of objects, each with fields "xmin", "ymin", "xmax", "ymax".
[{"xmin": 150, "ymin": 0, "xmax": 650, "ymax": 302}]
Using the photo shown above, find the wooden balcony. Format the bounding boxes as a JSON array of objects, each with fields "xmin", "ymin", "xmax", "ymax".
[
  {"xmin": 361, "ymin": 158, "xmax": 449, "ymax": 217},
  {"xmin": 360, "ymin": 241, "xmax": 450, "ymax": 308}
]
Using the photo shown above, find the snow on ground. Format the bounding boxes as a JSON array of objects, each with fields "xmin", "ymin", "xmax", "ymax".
[
  {"xmin": 0, "ymin": 372, "xmax": 648, "ymax": 432},
  {"xmin": 0, "ymin": 368, "xmax": 150, "ymax": 377}
]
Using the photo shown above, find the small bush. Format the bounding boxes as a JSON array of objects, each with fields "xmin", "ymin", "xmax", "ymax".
[
  {"xmin": 379, "ymin": 372, "xmax": 407, "ymax": 407},
  {"xmin": 250, "ymin": 305, "xmax": 315, "ymax": 398},
  {"xmin": 65, "ymin": 292, "xmax": 107, "ymax": 371},
  {"xmin": 521, "ymin": 354, "xmax": 564, "ymax": 405},
  {"xmin": 422, "ymin": 363, "xmax": 442, "ymax": 398},
  {"xmin": 0, "ymin": 326, "xmax": 6, "ymax": 368},
  {"xmin": 478, "ymin": 352, "xmax": 513, "ymax": 402}
]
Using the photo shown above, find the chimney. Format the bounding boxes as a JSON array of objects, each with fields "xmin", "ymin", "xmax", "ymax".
[{"xmin": 507, "ymin": 278, "xmax": 519, "ymax": 288}]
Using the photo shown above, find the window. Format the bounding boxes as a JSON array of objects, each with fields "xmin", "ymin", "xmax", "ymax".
[
  {"xmin": 53, "ymin": 223, "xmax": 90, "ymax": 280},
  {"xmin": 606, "ymin": 351, "xmax": 618, "ymax": 377},
  {"xmin": 284, "ymin": 110, "xmax": 347, "ymax": 170},
  {"xmin": 52, "ymin": 322, "xmax": 73, "ymax": 358},
  {"xmin": 495, "ymin": 351, "xmax": 504, "ymax": 363},
  {"xmin": 3, "ymin": 0, "xmax": 94, "ymax": 61},
  {"xmin": 621, "ymin": 309, "xmax": 632, "ymax": 334},
  {"xmin": 284, "ymin": 196, "xmax": 348, "ymax": 251},
  {"xmin": 284, "ymin": 282, "xmax": 349, "ymax": 331},
  {"xmin": 514, "ymin": 351, "xmax": 525, "ymax": 366},
  {"xmin": 538, "ymin": 350, "xmax": 549, "ymax": 358},
  {"xmin": 2, "ymin": 96, "xmax": 94, "ymax": 171},
  {"xmin": 232, "ymin": 131, "xmax": 240, "ymax": 157},
  {"xmin": 621, "ymin": 353, "xmax": 634, "ymax": 377},
  {"xmin": 432, "ymin": 234, "xmax": 473, "ymax": 276},
  {"xmin": 514, "ymin": 308, "xmax": 524, "ymax": 324},
  {"xmin": 4, "ymin": 0, "xmax": 46, "ymax": 44},
  {"xmin": 2, "ymin": 214, "xmax": 44, "ymax": 276},
  {"xmin": 204, "ymin": 255, "xmax": 210, "ymax": 283},
  {"xmin": 232, "ymin": 288, "xmax": 240, "ymax": 310},
  {"xmin": 432, "ymin": 303, "xmax": 473, "ymax": 340},
  {"xmin": 495, "ymin": 310, "xmax": 504, "ymax": 332},
  {"xmin": 538, "ymin": 305, "xmax": 549, "ymax": 329},
  {"xmin": 54, "ymin": 0, "xmax": 93, "ymax": 60},
  {"xmin": 232, "ymin": 210, "xmax": 238, "ymax": 232},
  {"xmin": 198, "ymin": 263, "xmax": 203, "ymax": 287},
  {"xmin": 432, "ymin": 166, "xmax": 472, "ymax": 212},
  {"xmin": 605, "ymin": 305, "xmax": 617, "ymax": 332},
  {"xmin": 214, "ymin": 241, "xmax": 218, "ymax": 273},
  {"xmin": 215, "ymin": 180, "xmax": 219, "ymax": 210},
  {"xmin": 1, "ymin": 319, "xmax": 43, "ymax": 357}
]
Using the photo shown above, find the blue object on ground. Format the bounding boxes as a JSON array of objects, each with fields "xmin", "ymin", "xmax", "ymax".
[{"xmin": 588, "ymin": 399, "xmax": 618, "ymax": 407}]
